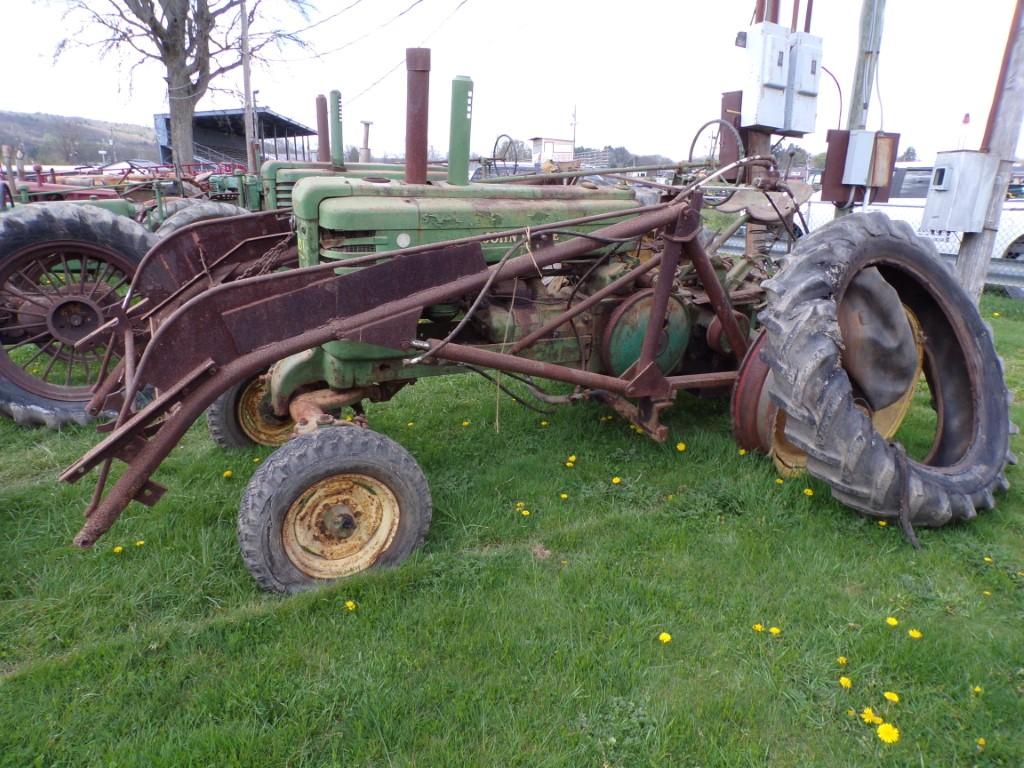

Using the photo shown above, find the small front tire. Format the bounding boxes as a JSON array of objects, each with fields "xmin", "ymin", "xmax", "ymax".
[{"xmin": 237, "ymin": 427, "xmax": 432, "ymax": 594}]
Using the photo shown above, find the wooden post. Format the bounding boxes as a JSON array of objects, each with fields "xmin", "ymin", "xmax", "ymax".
[
  {"xmin": 836, "ymin": 0, "xmax": 886, "ymax": 219},
  {"xmin": 956, "ymin": 0, "xmax": 1024, "ymax": 303}
]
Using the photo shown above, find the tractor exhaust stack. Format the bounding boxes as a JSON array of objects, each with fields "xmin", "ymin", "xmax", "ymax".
[
  {"xmin": 329, "ymin": 90, "xmax": 344, "ymax": 169},
  {"xmin": 405, "ymin": 48, "xmax": 431, "ymax": 184},
  {"xmin": 447, "ymin": 76, "xmax": 473, "ymax": 185}
]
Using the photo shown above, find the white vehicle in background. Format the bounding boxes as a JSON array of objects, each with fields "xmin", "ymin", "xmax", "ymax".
[{"xmin": 802, "ymin": 162, "xmax": 1024, "ymax": 296}]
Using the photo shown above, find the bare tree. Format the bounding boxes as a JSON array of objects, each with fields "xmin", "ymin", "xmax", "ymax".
[
  {"xmin": 56, "ymin": 121, "xmax": 83, "ymax": 162},
  {"xmin": 54, "ymin": 0, "xmax": 310, "ymax": 167}
]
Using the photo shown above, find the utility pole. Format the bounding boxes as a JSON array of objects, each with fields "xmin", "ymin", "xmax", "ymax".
[
  {"xmin": 240, "ymin": 0, "xmax": 257, "ymax": 173},
  {"xmin": 956, "ymin": 0, "xmax": 1024, "ymax": 303},
  {"xmin": 836, "ymin": 0, "xmax": 886, "ymax": 219}
]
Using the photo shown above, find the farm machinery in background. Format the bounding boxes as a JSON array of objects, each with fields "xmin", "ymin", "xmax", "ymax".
[{"xmin": 32, "ymin": 38, "xmax": 1010, "ymax": 593}]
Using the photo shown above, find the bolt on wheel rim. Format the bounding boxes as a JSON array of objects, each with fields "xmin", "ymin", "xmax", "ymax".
[
  {"xmin": 0, "ymin": 241, "xmax": 136, "ymax": 400},
  {"xmin": 282, "ymin": 473, "xmax": 400, "ymax": 579}
]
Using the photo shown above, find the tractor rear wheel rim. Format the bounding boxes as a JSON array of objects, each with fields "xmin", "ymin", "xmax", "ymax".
[
  {"xmin": 0, "ymin": 241, "xmax": 135, "ymax": 400},
  {"xmin": 282, "ymin": 473, "xmax": 400, "ymax": 579}
]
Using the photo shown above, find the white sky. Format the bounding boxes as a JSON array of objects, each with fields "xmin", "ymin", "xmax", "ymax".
[{"xmin": 10, "ymin": 0, "xmax": 1022, "ymax": 163}]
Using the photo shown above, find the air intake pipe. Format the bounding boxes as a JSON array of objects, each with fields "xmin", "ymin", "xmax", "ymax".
[{"xmin": 447, "ymin": 76, "xmax": 473, "ymax": 185}]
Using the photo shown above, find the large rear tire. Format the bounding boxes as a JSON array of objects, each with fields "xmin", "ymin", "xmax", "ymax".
[
  {"xmin": 0, "ymin": 203, "xmax": 155, "ymax": 427},
  {"xmin": 761, "ymin": 212, "xmax": 1012, "ymax": 526},
  {"xmin": 238, "ymin": 427, "xmax": 432, "ymax": 594}
]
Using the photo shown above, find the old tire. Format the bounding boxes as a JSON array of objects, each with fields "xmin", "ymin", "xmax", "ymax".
[
  {"xmin": 761, "ymin": 212, "xmax": 1012, "ymax": 526},
  {"xmin": 0, "ymin": 203, "xmax": 155, "ymax": 427},
  {"xmin": 238, "ymin": 427, "xmax": 432, "ymax": 594},
  {"xmin": 141, "ymin": 197, "xmax": 201, "ymax": 232},
  {"xmin": 207, "ymin": 374, "xmax": 294, "ymax": 448},
  {"xmin": 155, "ymin": 202, "xmax": 249, "ymax": 238}
]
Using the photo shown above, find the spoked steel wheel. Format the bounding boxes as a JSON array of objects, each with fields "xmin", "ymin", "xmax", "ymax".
[
  {"xmin": 0, "ymin": 203, "xmax": 155, "ymax": 426},
  {"xmin": 0, "ymin": 241, "xmax": 135, "ymax": 399}
]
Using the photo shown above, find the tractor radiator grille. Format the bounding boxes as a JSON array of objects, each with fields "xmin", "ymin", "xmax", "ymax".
[{"xmin": 321, "ymin": 230, "xmax": 380, "ymax": 258}]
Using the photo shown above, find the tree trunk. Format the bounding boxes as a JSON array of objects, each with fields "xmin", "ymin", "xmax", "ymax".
[{"xmin": 167, "ymin": 67, "xmax": 198, "ymax": 168}]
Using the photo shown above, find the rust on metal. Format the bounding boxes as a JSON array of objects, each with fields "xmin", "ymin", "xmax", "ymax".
[
  {"xmin": 405, "ymin": 48, "xmax": 431, "ymax": 184},
  {"xmin": 282, "ymin": 473, "xmax": 400, "ymax": 579}
]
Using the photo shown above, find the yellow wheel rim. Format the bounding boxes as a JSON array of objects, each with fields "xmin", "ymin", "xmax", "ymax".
[
  {"xmin": 282, "ymin": 473, "xmax": 400, "ymax": 579},
  {"xmin": 237, "ymin": 377, "xmax": 294, "ymax": 446},
  {"xmin": 771, "ymin": 306, "xmax": 925, "ymax": 479}
]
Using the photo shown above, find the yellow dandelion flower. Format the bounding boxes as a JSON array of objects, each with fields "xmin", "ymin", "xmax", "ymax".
[
  {"xmin": 860, "ymin": 707, "xmax": 883, "ymax": 725},
  {"xmin": 222, "ymin": 470, "xmax": 233, "ymax": 479},
  {"xmin": 568, "ymin": 455, "xmax": 577, "ymax": 463},
  {"xmin": 775, "ymin": 478, "xmax": 784, "ymax": 485},
  {"xmin": 540, "ymin": 420, "xmax": 549, "ymax": 427},
  {"xmin": 520, "ymin": 509, "xmax": 531, "ymax": 517},
  {"xmin": 407, "ymin": 421, "xmax": 415, "ymax": 427},
  {"xmin": 883, "ymin": 691, "xmax": 900, "ymax": 703},
  {"xmin": 559, "ymin": 493, "xmax": 568, "ymax": 500},
  {"xmin": 983, "ymin": 590, "xmax": 992, "ymax": 597},
  {"xmin": 992, "ymin": 311, "xmax": 1001, "ymax": 318},
  {"xmin": 565, "ymin": 461, "xmax": 575, "ymax": 468},
  {"xmin": 611, "ymin": 476, "xmax": 622, "ymax": 485},
  {"xmin": 983, "ymin": 555, "xmax": 994, "ymax": 564},
  {"xmin": 461, "ymin": 420, "xmax": 470, "ymax": 427},
  {"xmin": 344, "ymin": 600, "xmax": 357, "ymax": 612},
  {"xmin": 876, "ymin": 722, "xmax": 900, "ymax": 744},
  {"xmin": 112, "ymin": 545, "xmax": 124, "ymax": 555},
  {"xmin": 886, "ymin": 616, "xmax": 899, "ymax": 627},
  {"xmin": 907, "ymin": 628, "xmax": 923, "ymax": 639},
  {"xmin": 676, "ymin": 442, "xmax": 687, "ymax": 452},
  {"xmin": 658, "ymin": 631, "xmax": 672, "ymax": 644},
  {"xmin": 666, "ymin": 494, "xmax": 675, "ymax": 501},
  {"xmin": 803, "ymin": 487, "xmax": 814, "ymax": 497},
  {"xmin": 515, "ymin": 500, "xmax": 525, "ymax": 509},
  {"xmin": 768, "ymin": 626, "xmax": 781, "ymax": 636},
  {"xmin": 738, "ymin": 448, "xmax": 748, "ymax": 456},
  {"xmin": 252, "ymin": 456, "xmax": 261, "ymax": 464},
  {"xmin": 135, "ymin": 540, "xmax": 145, "ymax": 547},
  {"xmin": 972, "ymin": 685, "xmax": 983, "ymax": 695},
  {"xmin": 344, "ymin": 414, "xmax": 353, "ymax": 422},
  {"xmin": 753, "ymin": 623, "xmax": 764, "ymax": 632},
  {"xmin": 878, "ymin": 520, "xmax": 888, "ymax": 527},
  {"xmin": 837, "ymin": 655, "xmax": 848, "ymax": 666},
  {"xmin": 1018, "ymin": 570, "xmax": 1024, "ymax": 577},
  {"xmin": 839, "ymin": 676, "xmax": 852, "ymax": 689},
  {"xmin": 976, "ymin": 737, "xmax": 987, "ymax": 750}
]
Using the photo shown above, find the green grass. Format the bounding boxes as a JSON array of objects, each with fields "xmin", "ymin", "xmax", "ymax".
[{"xmin": 1, "ymin": 296, "xmax": 1022, "ymax": 767}]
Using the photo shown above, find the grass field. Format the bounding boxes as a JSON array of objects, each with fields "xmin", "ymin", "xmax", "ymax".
[{"xmin": 1, "ymin": 296, "xmax": 1022, "ymax": 767}]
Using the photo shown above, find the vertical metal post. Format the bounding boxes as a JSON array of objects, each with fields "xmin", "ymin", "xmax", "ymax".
[
  {"xmin": 447, "ymin": 76, "xmax": 473, "ymax": 185},
  {"xmin": 405, "ymin": 48, "xmax": 431, "ymax": 184},
  {"xmin": 239, "ymin": 0, "xmax": 257, "ymax": 173},
  {"xmin": 957, "ymin": 0, "xmax": 1024, "ymax": 303},
  {"xmin": 359, "ymin": 121, "xmax": 372, "ymax": 163},
  {"xmin": 316, "ymin": 95, "xmax": 330, "ymax": 162}
]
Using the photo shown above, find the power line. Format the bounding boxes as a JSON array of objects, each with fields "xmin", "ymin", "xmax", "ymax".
[
  {"xmin": 348, "ymin": 0, "xmax": 471, "ymax": 104},
  {"xmin": 282, "ymin": 0, "xmax": 428, "ymax": 62}
]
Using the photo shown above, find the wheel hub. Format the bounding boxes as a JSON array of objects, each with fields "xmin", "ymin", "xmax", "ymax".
[
  {"xmin": 282, "ymin": 473, "xmax": 400, "ymax": 579},
  {"xmin": 46, "ymin": 295, "xmax": 104, "ymax": 345}
]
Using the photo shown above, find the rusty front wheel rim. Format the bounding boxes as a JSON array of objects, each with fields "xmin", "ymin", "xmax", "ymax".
[
  {"xmin": 237, "ymin": 377, "xmax": 294, "ymax": 446},
  {"xmin": 282, "ymin": 473, "xmax": 400, "ymax": 579}
]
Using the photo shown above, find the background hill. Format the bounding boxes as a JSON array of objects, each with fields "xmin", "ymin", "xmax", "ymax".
[{"xmin": 0, "ymin": 111, "xmax": 158, "ymax": 166}]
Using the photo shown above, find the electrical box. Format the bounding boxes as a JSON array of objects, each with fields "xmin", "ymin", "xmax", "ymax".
[
  {"xmin": 922, "ymin": 150, "xmax": 999, "ymax": 233},
  {"xmin": 783, "ymin": 31, "xmax": 822, "ymax": 136},
  {"xmin": 840, "ymin": 131, "xmax": 898, "ymax": 189},
  {"xmin": 740, "ymin": 22, "xmax": 791, "ymax": 131}
]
